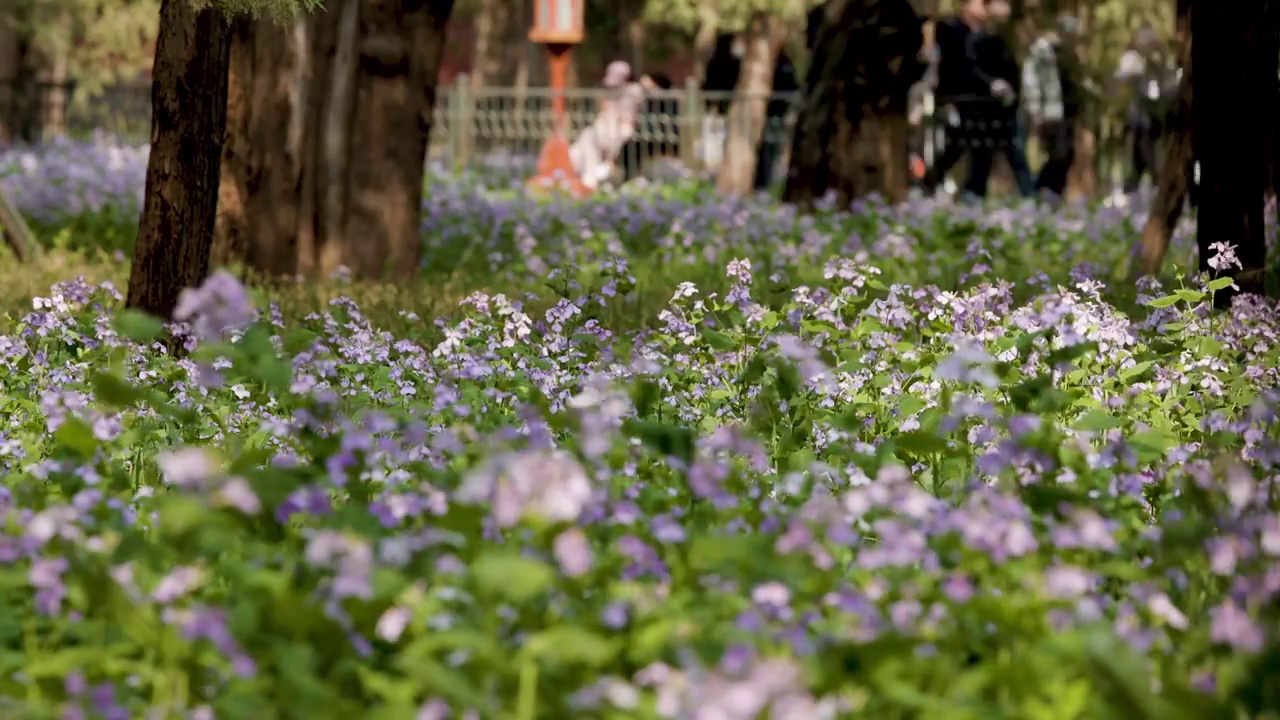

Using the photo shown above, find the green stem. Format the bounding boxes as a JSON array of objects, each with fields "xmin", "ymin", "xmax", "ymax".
[{"xmin": 515, "ymin": 657, "xmax": 537, "ymax": 720}]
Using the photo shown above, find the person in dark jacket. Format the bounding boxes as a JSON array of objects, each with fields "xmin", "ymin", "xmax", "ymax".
[
  {"xmin": 977, "ymin": 0, "xmax": 1033, "ymax": 197},
  {"xmin": 922, "ymin": 0, "xmax": 1011, "ymax": 200}
]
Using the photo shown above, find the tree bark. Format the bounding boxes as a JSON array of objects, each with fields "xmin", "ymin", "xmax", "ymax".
[
  {"xmin": 783, "ymin": 0, "xmax": 925, "ymax": 209},
  {"xmin": 125, "ymin": 0, "xmax": 232, "ymax": 323},
  {"xmin": 614, "ymin": 0, "xmax": 648, "ymax": 73},
  {"xmin": 1131, "ymin": 0, "xmax": 1193, "ymax": 280},
  {"xmin": 214, "ymin": 0, "xmax": 455, "ymax": 282},
  {"xmin": 1193, "ymin": 0, "xmax": 1269, "ymax": 304},
  {"xmin": 717, "ymin": 13, "xmax": 786, "ymax": 196}
]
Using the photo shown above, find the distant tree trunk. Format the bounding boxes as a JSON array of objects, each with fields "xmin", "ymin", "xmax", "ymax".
[
  {"xmin": 1132, "ymin": 0, "xmax": 1193, "ymax": 280},
  {"xmin": 0, "ymin": 11, "xmax": 25, "ymax": 144},
  {"xmin": 214, "ymin": 0, "xmax": 455, "ymax": 282},
  {"xmin": 126, "ymin": 0, "xmax": 232, "ymax": 323},
  {"xmin": 614, "ymin": 0, "xmax": 648, "ymax": 72},
  {"xmin": 688, "ymin": 8, "xmax": 720, "ymax": 86},
  {"xmin": 783, "ymin": 0, "xmax": 925, "ymax": 209},
  {"xmin": 471, "ymin": 0, "xmax": 507, "ymax": 88},
  {"xmin": 717, "ymin": 13, "xmax": 786, "ymax": 196},
  {"xmin": 1193, "ymin": 0, "xmax": 1269, "ymax": 304}
]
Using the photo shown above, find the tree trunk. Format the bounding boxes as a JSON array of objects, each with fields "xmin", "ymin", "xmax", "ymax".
[
  {"xmin": 214, "ymin": 16, "xmax": 309, "ymax": 276},
  {"xmin": 1193, "ymin": 0, "xmax": 1269, "ymax": 304},
  {"xmin": 1131, "ymin": 0, "xmax": 1193, "ymax": 280},
  {"xmin": 214, "ymin": 0, "xmax": 455, "ymax": 282},
  {"xmin": 688, "ymin": 7, "xmax": 720, "ymax": 86},
  {"xmin": 783, "ymin": 0, "xmax": 925, "ymax": 209},
  {"xmin": 614, "ymin": 0, "xmax": 648, "ymax": 73},
  {"xmin": 126, "ymin": 0, "xmax": 232, "ymax": 323},
  {"xmin": 470, "ymin": 0, "xmax": 507, "ymax": 88},
  {"xmin": 0, "ymin": 7, "xmax": 27, "ymax": 144},
  {"xmin": 717, "ymin": 13, "xmax": 786, "ymax": 196}
]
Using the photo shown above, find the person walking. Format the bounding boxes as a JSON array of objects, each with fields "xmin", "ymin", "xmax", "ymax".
[
  {"xmin": 1114, "ymin": 22, "xmax": 1176, "ymax": 195},
  {"xmin": 1022, "ymin": 12, "xmax": 1084, "ymax": 202},
  {"xmin": 979, "ymin": 0, "xmax": 1034, "ymax": 198},
  {"xmin": 922, "ymin": 0, "xmax": 1012, "ymax": 201}
]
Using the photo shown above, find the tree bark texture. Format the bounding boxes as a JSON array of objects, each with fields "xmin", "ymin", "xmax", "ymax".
[
  {"xmin": 1132, "ymin": 0, "xmax": 1193, "ymax": 281},
  {"xmin": 214, "ymin": 0, "xmax": 456, "ymax": 282},
  {"xmin": 1192, "ymin": 0, "xmax": 1270, "ymax": 303},
  {"xmin": 126, "ymin": 0, "xmax": 232, "ymax": 323},
  {"xmin": 717, "ymin": 13, "xmax": 787, "ymax": 197},
  {"xmin": 783, "ymin": 0, "xmax": 925, "ymax": 209}
]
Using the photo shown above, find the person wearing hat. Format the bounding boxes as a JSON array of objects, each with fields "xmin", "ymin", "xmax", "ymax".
[
  {"xmin": 1022, "ymin": 12, "xmax": 1084, "ymax": 201},
  {"xmin": 569, "ymin": 61, "xmax": 656, "ymax": 189}
]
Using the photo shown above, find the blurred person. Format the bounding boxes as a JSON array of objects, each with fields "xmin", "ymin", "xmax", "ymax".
[
  {"xmin": 922, "ymin": 0, "xmax": 1013, "ymax": 201},
  {"xmin": 979, "ymin": 0, "xmax": 1034, "ymax": 198},
  {"xmin": 1023, "ymin": 12, "xmax": 1084, "ymax": 201},
  {"xmin": 570, "ymin": 61, "xmax": 655, "ymax": 189},
  {"xmin": 1115, "ymin": 22, "xmax": 1177, "ymax": 194}
]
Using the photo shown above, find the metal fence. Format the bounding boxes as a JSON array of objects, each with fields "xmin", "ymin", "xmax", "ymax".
[{"xmin": 4, "ymin": 77, "xmax": 1137, "ymax": 192}]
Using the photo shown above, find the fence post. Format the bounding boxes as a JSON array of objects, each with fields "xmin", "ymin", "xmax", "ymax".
[
  {"xmin": 450, "ymin": 74, "xmax": 474, "ymax": 173},
  {"xmin": 681, "ymin": 76, "xmax": 702, "ymax": 172}
]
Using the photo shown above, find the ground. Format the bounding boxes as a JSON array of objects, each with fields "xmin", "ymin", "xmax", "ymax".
[{"xmin": 0, "ymin": 137, "xmax": 1278, "ymax": 719}]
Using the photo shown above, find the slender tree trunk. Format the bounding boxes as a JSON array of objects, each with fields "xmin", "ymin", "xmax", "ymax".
[
  {"xmin": 215, "ymin": 0, "xmax": 455, "ymax": 282},
  {"xmin": 717, "ymin": 13, "xmax": 785, "ymax": 196},
  {"xmin": 783, "ymin": 0, "xmax": 924, "ymax": 208},
  {"xmin": 1193, "ymin": 0, "xmax": 1268, "ymax": 304},
  {"xmin": 688, "ymin": 7, "xmax": 720, "ymax": 86},
  {"xmin": 126, "ymin": 0, "xmax": 233, "ymax": 323},
  {"xmin": 1132, "ymin": 0, "xmax": 1192, "ymax": 280},
  {"xmin": 471, "ymin": 0, "xmax": 506, "ymax": 88},
  {"xmin": 614, "ymin": 0, "xmax": 648, "ymax": 72}
]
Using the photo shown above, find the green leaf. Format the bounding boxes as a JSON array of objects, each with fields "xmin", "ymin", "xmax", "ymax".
[
  {"xmin": 523, "ymin": 627, "xmax": 618, "ymax": 667},
  {"xmin": 897, "ymin": 395, "xmax": 927, "ymax": 417},
  {"xmin": 1145, "ymin": 295, "xmax": 1180, "ymax": 309},
  {"xmin": 701, "ymin": 327, "xmax": 737, "ymax": 351},
  {"xmin": 1174, "ymin": 288, "xmax": 1206, "ymax": 303},
  {"xmin": 91, "ymin": 370, "xmax": 144, "ymax": 409},
  {"xmin": 1119, "ymin": 361, "xmax": 1154, "ymax": 382},
  {"xmin": 54, "ymin": 418, "xmax": 100, "ymax": 459},
  {"xmin": 624, "ymin": 419, "xmax": 695, "ymax": 463},
  {"xmin": 893, "ymin": 431, "xmax": 949, "ymax": 456},
  {"xmin": 1128, "ymin": 429, "xmax": 1180, "ymax": 464},
  {"xmin": 1074, "ymin": 409, "xmax": 1124, "ymax": 432},
  {"xmin": 470, "ymin": 552, "xmax": 553, "ymax": 603},
  {"xmin": 1206, "ymin": 276, "xmax": 1237, "ymax": 293},
  {"xmin": 631, "ymin": 379, "xmax": 660, "ymax": 417},
  {"xmin": 112, "ymin": 309, "xmax": 166, "ymax": 342},
  {"xmin": 257, "ymin": 356, "xmax": 293, "ymax": 395}
]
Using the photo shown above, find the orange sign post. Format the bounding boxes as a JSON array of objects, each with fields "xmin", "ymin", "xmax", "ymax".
[{"xmin": 527, "ymin": 0, "xmax": 589, "ymax": 196}]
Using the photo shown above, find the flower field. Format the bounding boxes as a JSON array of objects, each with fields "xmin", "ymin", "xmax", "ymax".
[{"xmin": 2, "ymin": 139, "xmax": 1280, "ymax": 719}]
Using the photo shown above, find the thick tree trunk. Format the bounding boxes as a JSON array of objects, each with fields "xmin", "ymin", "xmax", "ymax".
[
  {"xmin": 717, "ymin": 14, "xmax": 786, "ymax": 196},
  {"xmin": 1193, "ymin": 0, "xmax": 1269, "ymax": 304},
  {"xmin": 1132, "ymin": 0, "xmax": 1193, "ymax": 280},
  {"xmin": 215, "ymin": 0, "xmax": 454, "ymax": 282},
  {"xmin": 783, "ymin": 0, "xmax": 924, "ymax": 209},
  {"xmin": 215, "ymin": 16, "xmax": 309, "ymax": 276},
  {"xmin": 126, "ymin": 0, "xmax": 232, "ymax": 323}
]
